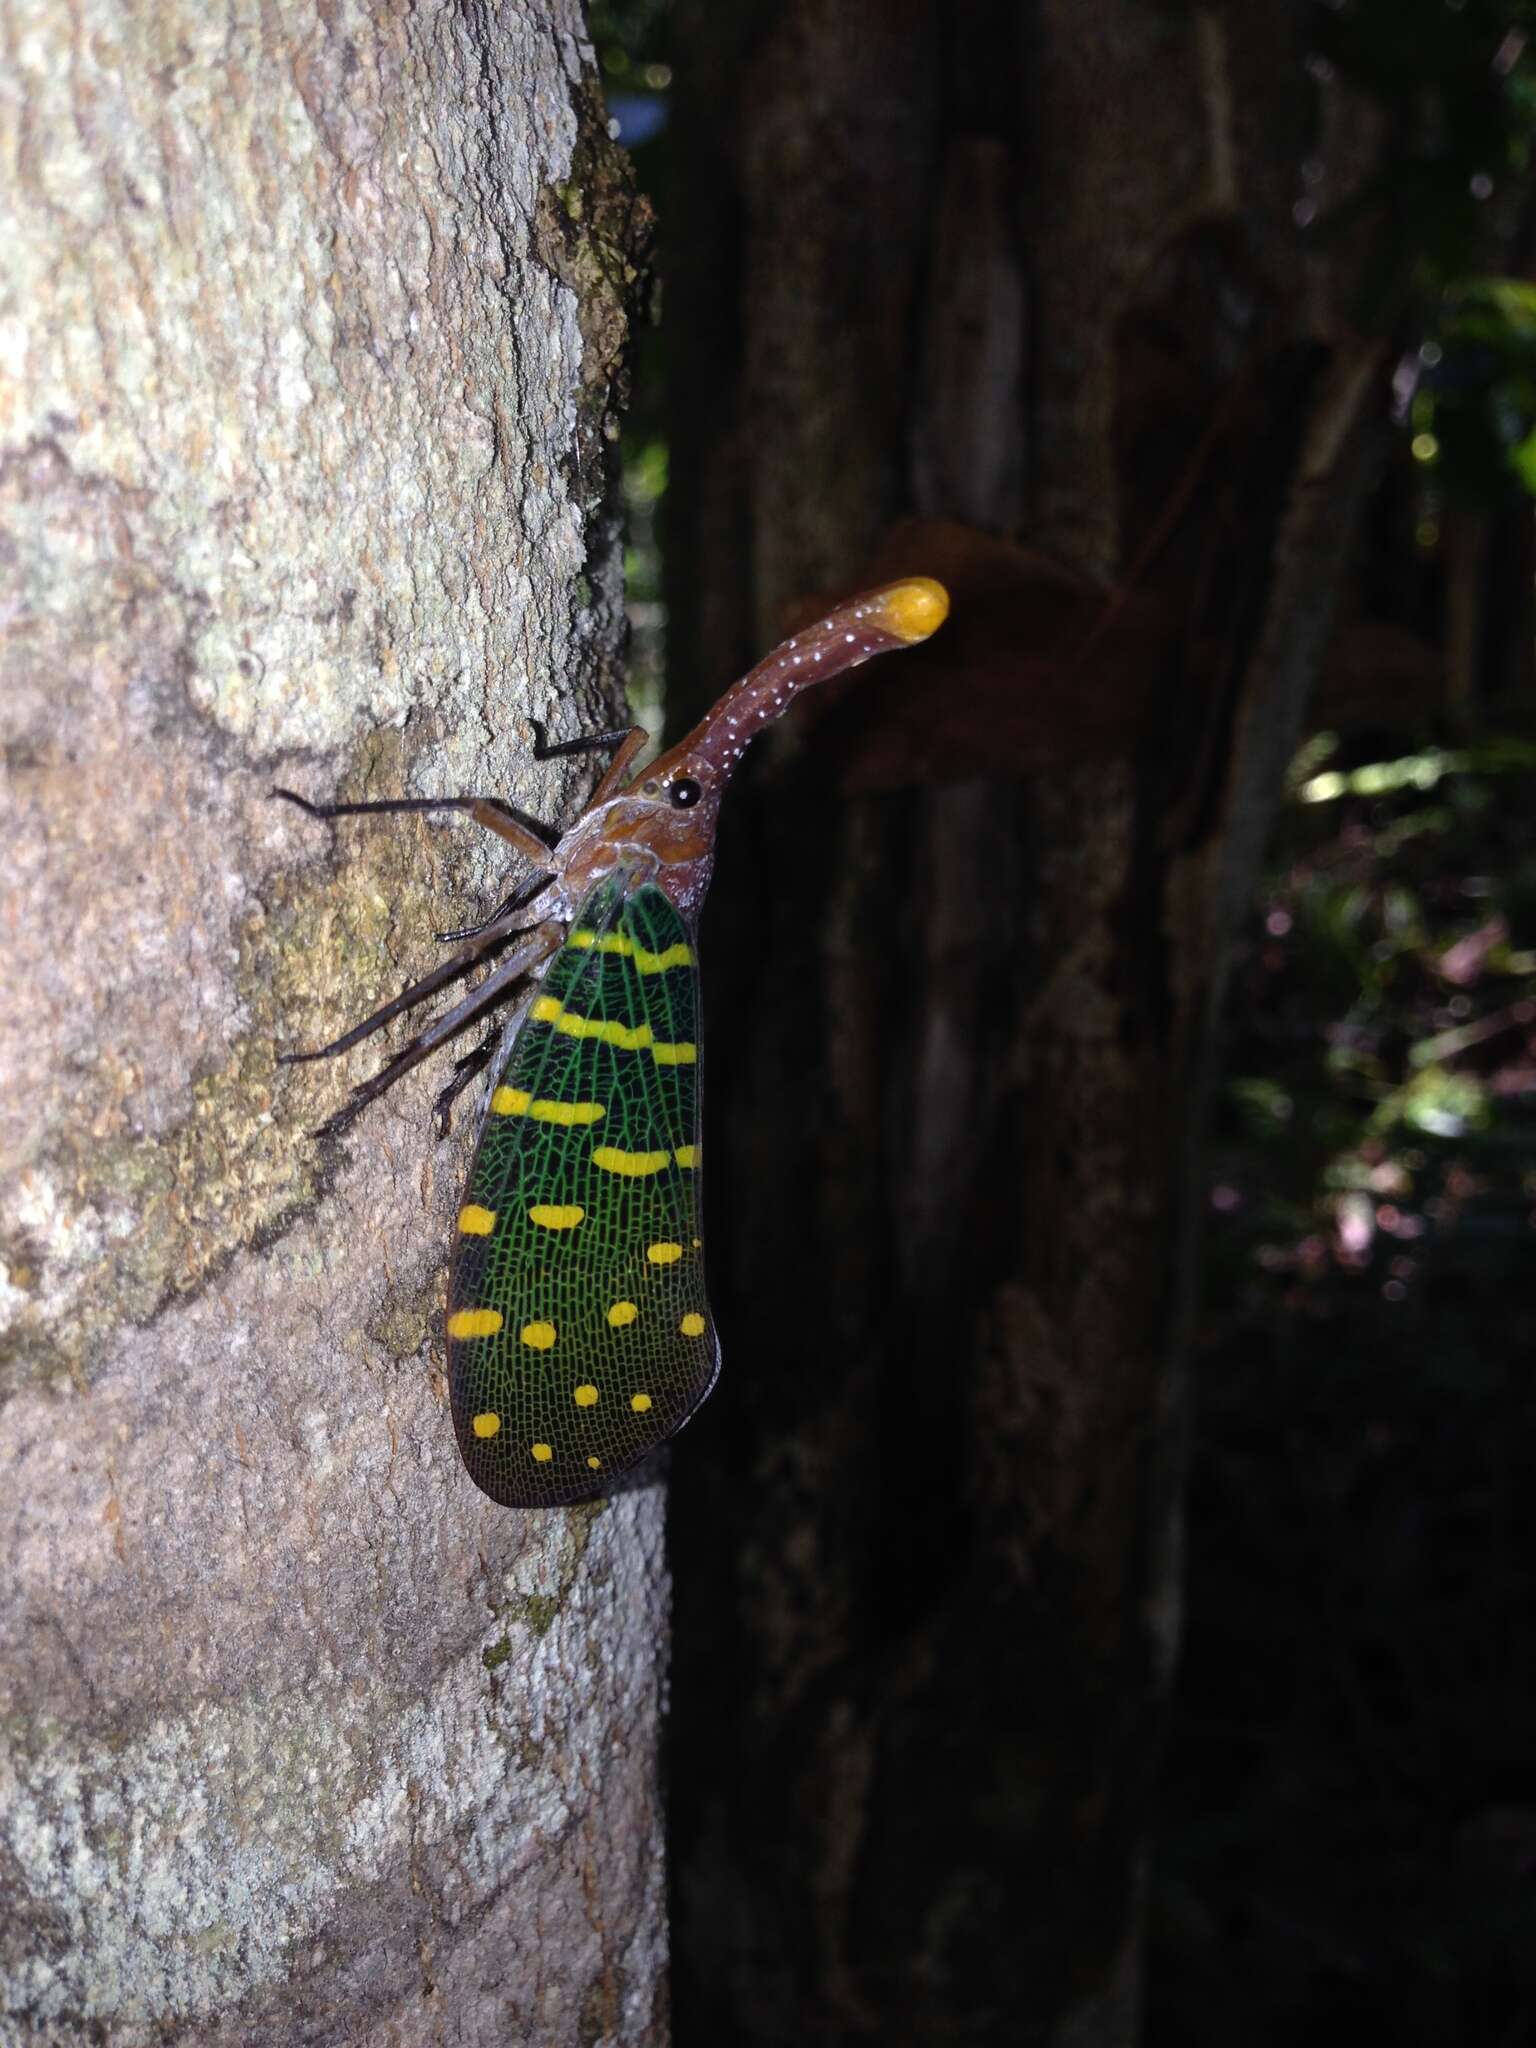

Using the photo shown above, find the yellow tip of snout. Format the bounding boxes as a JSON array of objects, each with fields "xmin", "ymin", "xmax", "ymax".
[{"xmin": 874, "ymin": 576, "xmax": 950, "ymax": 643}]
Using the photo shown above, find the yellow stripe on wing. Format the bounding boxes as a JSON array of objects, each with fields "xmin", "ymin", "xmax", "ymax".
[
  {"xmin": 529, "ymin": 995, "xmax": 695, "ymax": 1066},
  {"xmin": 567, "ymin": 930, "xmax": 696, "ymax": 973}
]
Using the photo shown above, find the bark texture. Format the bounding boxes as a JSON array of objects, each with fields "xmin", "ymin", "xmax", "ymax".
[
  {"xmin": 0, "ymin": 4, "xmax": 664, "ymax": 2042},
  {"xmin": 666, "ymin": 5, "xmax": 1388, "ymax": 2045}
]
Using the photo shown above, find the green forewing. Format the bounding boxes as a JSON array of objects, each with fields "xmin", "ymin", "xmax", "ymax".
[{"xmin": 447, "ymin": 875, "xmax": 717, "ymax": 1506}]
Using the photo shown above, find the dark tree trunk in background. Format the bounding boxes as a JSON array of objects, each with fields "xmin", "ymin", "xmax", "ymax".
[
  {"xmin": 0, "ymin": 5, "xmax": 665, "ymax": 2041},
  {"xmin": 666, "ymin": 5, "xmax": 1388, "ymax": 2044}
]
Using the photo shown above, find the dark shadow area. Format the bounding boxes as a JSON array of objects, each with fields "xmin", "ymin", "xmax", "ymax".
[{"xmin": 591, "ymin": 1, "xmax": 1536, "ymax": 2041}]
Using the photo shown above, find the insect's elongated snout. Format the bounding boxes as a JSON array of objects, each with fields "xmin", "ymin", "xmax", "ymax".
[{"xmin": 648, "ymin": 575, "xmax": 951, "ymax": 790}]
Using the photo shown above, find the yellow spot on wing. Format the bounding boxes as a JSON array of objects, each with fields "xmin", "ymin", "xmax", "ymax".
[
  {"xmin": 592, "ymin": 1146, "xmax": 670, "ymax": 1177},
  {"xmin": 630, "ymin": 1392, "xmax": 653, "ymax": 1413},
  {"xmin": 531, "ymin": 1098, "xmax": 605, "ymax": 1125},
  {"xmin": 471, "ymin": 1411, "xmax": 501, "ymax": 1438},
  {"xmin": 675, "ymin": 1146, "xmax": 698, "ymax": 1169},
  {"xmin": 520, "ymin": 1321, "xmax": 557, "ymax": 1350},
  {"xmin": 680, "ymin": 1312, "xmax": 706, "ymax": 1338},
  {"xmin": 647, "ymin": 1241, "xmax": 683, "ymax": 1266},
  {"xmin": 573, "ymin": 1383, "xmax": 599, "ymax": 1407},
  {"xmin": 458, "ymin": 1204, "xmax": 496, "ymax": 1235},
  {"xmin": 651, "ymin": 1040, "xmax": 697, "ymax": 1066},
  {"xmin": 494, "ymin": 1089, "xmax": 605, "ymax": 1124},
  {"xmin": 531, "ymin": 1442, "xmax": 553, "ymax": 1463},
  {"xmin": 529, "ymin": 1204, "xmax": 585, "ymax": 1230},
  {"xmin": 608, "ymin": 1300, "xmax": 638, "ymax": 1327},
  {"xmin": 587, "ymin": 1455, "xmax": 602, "ymax": 1470},
  {"xmin": 449, "ymin": 1308, "xmax": 503, "ymax": 1339}
]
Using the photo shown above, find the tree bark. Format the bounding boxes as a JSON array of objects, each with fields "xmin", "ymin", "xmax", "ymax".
[
  {"xmin": 0, "ymin": 4, "xmax": 664, "ymax": 2042},
  {"xmin": 666, "ymin": 5, "xmax": 1387, "ymax": 2044}
]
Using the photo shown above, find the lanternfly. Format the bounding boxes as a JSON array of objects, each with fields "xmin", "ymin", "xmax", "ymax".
[{"xmin": 279, "ymin": 578, "xmax": 950, "ymax": 1506}]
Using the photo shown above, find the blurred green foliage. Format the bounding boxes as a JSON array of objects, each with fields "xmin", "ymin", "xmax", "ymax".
[
  {"xmin": 588, "ymin": 0, "xmax": 671, "ymax": 67},
  {"xmin": 621, "ymin": 435, "xmax": 668, "ymax": 738},
  {"xmin": 1314, "ymin": 1, "xmax": 1536, "ymax": 498},
  {"xmin": 1154, "ymin": 735, "xmax": 1536, "ymax": 2046},
  {"xmin": 589, "ymin": 0, "xmax": 672, "ymax": 744},
  {"xmin": 1316, "ymin": 0, "xmax": 1536, "ymax": 287},
  {"xmin": 1423, "ymin": 280, "xmax": 1536, "ymax": 500},
  {"xmin": 1150, "ymin": 11, "xmax": 1536, "ymax": 2041}
]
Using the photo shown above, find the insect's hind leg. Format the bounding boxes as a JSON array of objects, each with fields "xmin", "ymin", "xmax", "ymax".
[
  {"xmin": 281, "ymin": 886, "xmax": 555, "ymax": 1067},
  {"xmin": 432, "ymin": 1034, "xmax": 498, "ymax": 1138},
  {"xmin": 314, "ymin": 923, "xmax": 561, "ymax": 1140}
]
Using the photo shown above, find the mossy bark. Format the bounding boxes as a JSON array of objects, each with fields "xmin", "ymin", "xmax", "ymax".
[{"xmin": 0, "ymin": 4, "xmax": 664, "ymax": 2042}]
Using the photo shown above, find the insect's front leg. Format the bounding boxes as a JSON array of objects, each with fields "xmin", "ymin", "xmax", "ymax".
[
  {"xmin": 273, "ymin": 786, "xmax": 554, "ymax": 865},
  {"xmin": 276, "ymin": 726, "xmax": 644, "ymax": 927},
  {"xmin": 530, "ymin": 723, "xmax": 650, "ymax": 807},
  {"xmin": 529, "ymin": 722, "xmax": 638, "ymax": 761}
]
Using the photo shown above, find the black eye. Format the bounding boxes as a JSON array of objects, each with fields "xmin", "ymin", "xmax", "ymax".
[{"xmin": 670, "ymin": 777, "xmax": 703, "ymax": 808}]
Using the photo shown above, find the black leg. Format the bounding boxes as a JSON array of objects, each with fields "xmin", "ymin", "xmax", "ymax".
[
  {"xmin": 435, "ymin": 870, "xmax": 552, "ymax": 945},
  {"xmin": 272, "ymin": 786, "xmax": 554, "ymax": 864},
  {"xmin": 529, "ymin": 722, "xmax": 636, "ymax": 761},
  {"xmin": 281, "ymin": 886, "xmax": 554, "ymax": 1066},
  {"xmin": 313, "ymin": 925, "xmax": 560, "ymax": 1140},
  {"xmin": 432, "ymin": 1035, "xmax": 498, "ymax": 1137},
  {"xmin": 435, "ymin": 899, "xmax": 518, "ymax": 946},
  {"xmin": 585, "ymin": 725, "xmax": 651, "ymax": 806}
]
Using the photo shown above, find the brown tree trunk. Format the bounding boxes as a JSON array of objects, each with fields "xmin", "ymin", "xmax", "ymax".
[
  {"xmin": 666, "ymin": 5, "xmax": 1386, "ymax": 2044},
  {"xmin": 0, "ymin": 4, "xmax": 665, "ymax": 2042}
]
